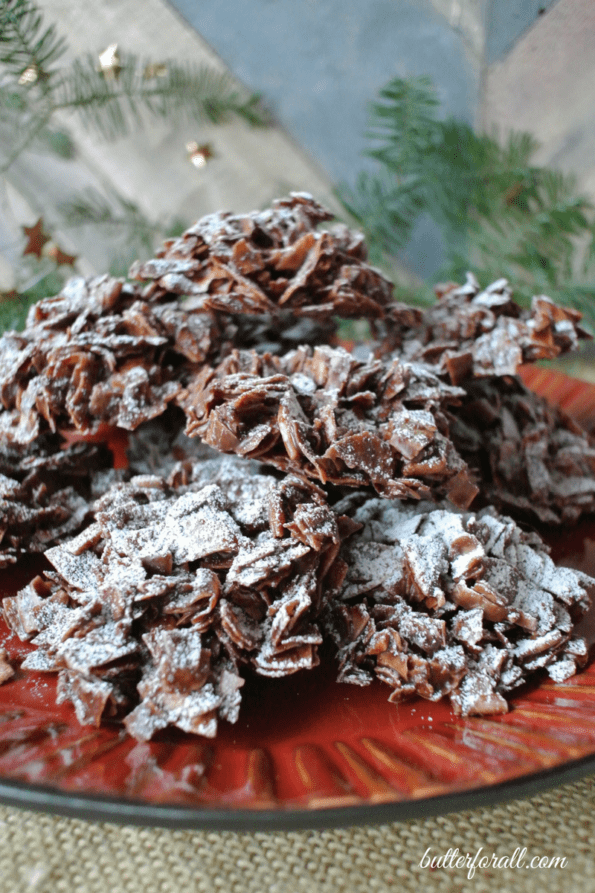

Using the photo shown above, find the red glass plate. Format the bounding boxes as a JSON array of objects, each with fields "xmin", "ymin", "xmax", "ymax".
[{"xmin": 1, "ymin": 368, "xmax": 595, "ymax": 830}]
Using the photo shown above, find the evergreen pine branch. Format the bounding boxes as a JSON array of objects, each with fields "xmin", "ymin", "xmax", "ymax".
[
  {"xmin": 464, "ymin": 171, "xmax": 593, "ymax": 288},
  {"xmin": 342, "ymin": 74, "xmax": 595, "ymax": 329},
  {"xmin": 0, "ymin": 0, "xmax": 65, "ymax": 82},
  {"xmin": 0, "ymin": 107, "xmax": 50, "ymax": 171},
  {"xmin": 51, "ymin": 54, "xmax": 267, "ymax": 141},
  {"xmin": 0, "ymin": 0, "xmax": 268, "ymax": 170},
  {"xmin": 0, "ymin": 87, "xmax": 25, "ymax": 115},
  {"xmin": 0, "ymin": 0, "xmax": 269, "ymax": 333},
  {"xmin": 365, "ymin": 75, "xmax": 440, "ymax": 169},
  {"xmin": 582, "ymin": 219, "xmax": 595, "ymax": 277},
  {"xmin": 59, "ymin": 187, "xmax": 188, "ymax": 278},
  {"xmin": 0, "ymin": 293, "xmax": 34, "ymax": 331},
  {"xmin": 337, "ymin": 170, "xmax": 425, "ymax": 262},
  {"xmin": 33, "ymin": 123, "xmax": 75, "ymax": 158},
  {"xmin": 59, "ymin": 187, "xmax": 162, "ymax": 258}
]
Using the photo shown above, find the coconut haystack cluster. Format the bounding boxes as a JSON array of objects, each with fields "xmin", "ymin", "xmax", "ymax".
[{"xmin": 0, "ymin": 194, "xmax": 593, "ymax": 740}]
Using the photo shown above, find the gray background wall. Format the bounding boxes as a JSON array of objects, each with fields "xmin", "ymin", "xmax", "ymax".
[{"xmin": 166, "ymin": 0, "xmax": 565, "ymax": 276}]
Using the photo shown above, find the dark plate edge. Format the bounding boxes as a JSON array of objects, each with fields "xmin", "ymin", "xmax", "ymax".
[{"xmin": 0, "ymin": 751, "xmax": 594, "ymax": 832}]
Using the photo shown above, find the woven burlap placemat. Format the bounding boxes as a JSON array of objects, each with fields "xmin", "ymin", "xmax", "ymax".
[{"xmin": 0, "ymin": 774, "xmax": 593, "ymax": 893}]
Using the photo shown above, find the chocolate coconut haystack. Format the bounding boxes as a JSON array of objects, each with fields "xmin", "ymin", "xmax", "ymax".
[
  {"xmin": 387, "ymin": 272, "xmax": 588, "ymax": 384},
  {"xmin": 1, "ymin": 193, "xmax": 594, "ymax": 739},
  {"xmin": 0, "ymin": 275, "xmax": 229, "ymax": 445},
  {"xmin": 3, "ymin": 438, "xmax": 590, "ymax": 737},
  {"xmin": 448, "ymin": 375, "xmax": 595, "ymax": 525},
  {"xmin": 129, "ymin": 192, "xmax": 420, "ymax": 328},
  {"xmin": 3, "ymin": 452, "xmax": 347, "ymax": 739},
  {"xmin": 179, "ymin": 345, "xmax": 478, "ymax": 507},
  {"xmin": 324, "ymin": 494, "xmax": 590, "ymax": 715}
]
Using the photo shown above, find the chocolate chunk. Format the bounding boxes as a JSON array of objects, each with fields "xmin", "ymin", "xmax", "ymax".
[{"xmin": 0, "ymin": 648, "xmax": 14, "ymax": 685}]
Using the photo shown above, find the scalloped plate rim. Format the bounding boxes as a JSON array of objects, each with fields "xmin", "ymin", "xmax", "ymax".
[{"xmin": 0, "ymin": 743, "xmax": 594, "ymax": 830}]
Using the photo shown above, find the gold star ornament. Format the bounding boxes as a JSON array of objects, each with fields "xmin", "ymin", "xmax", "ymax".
[
  {"xmin": 143, "ymin": 62, "xmax": 168, "ymax": 79},
  {"xmin": 98, "ymin": 44, "xmax": 122, "ymax": 80},
  {"xmin": 186, "ymin": 142, "xmax": 214, "ymax": 169},
  {"xmin": 18, "ymin": 64, "xmax": 39, "ymax": 86}
]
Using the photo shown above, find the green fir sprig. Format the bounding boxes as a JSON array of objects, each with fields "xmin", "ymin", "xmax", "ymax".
[
  {"xmin": 50, "ymin": 54, "xmax": 266, "ymax": 143},
  {"xmin": 0, "ymin": 0, "xmax": 267, "ymax": 332},
  {"xmin": 340, "ymin": 76, "xmax": 595, "ymax": 329},
  {"xmin": 59, "ymin": 187, "xmax": 187, "ymax": 277},
  {"xmin": 0, "ymin": 0, "xmax": 267, "ymax": 171},
  {"xmin": 0, "ymin": 0, "xmax": 66, "ymax": 82}
]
